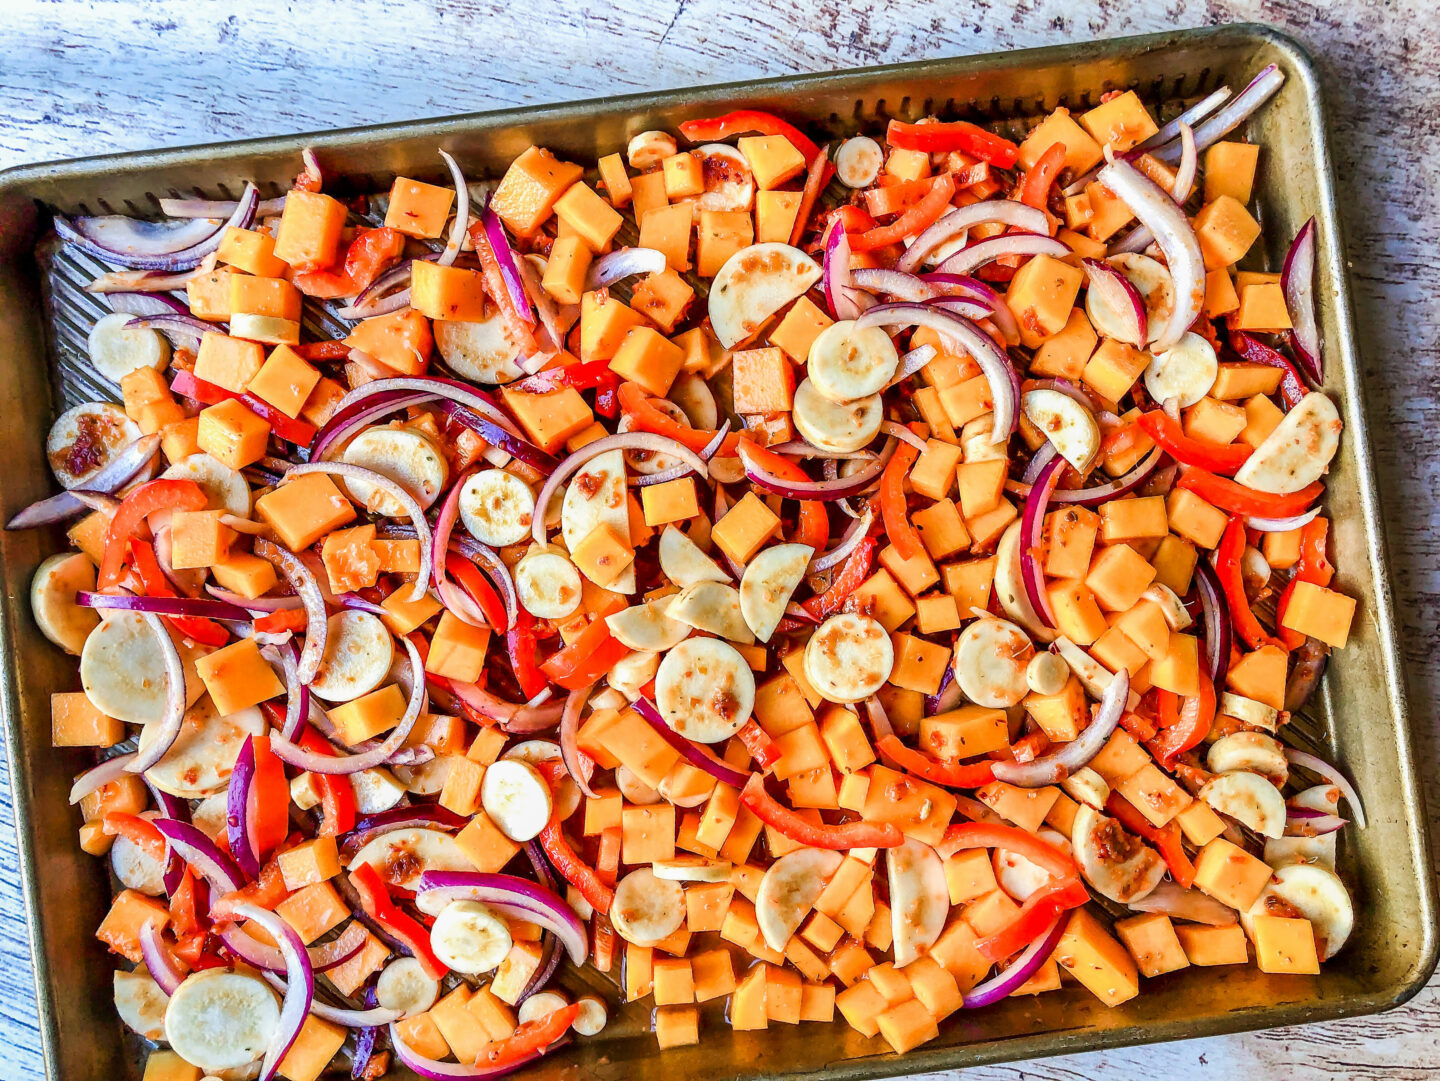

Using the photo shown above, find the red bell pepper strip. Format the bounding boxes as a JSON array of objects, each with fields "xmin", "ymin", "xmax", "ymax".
[
  {"xmin": 1104, "ymin": 793, "xmax": 1196, "ymax": 888},
  {"xmin": 474, "ymin": 1002, "xmax": 581, "ymax": 1069},
  {"xmin": 513, "ymin": 359, "xmax": 618, "ymax": 396},
  {"xmin": 851, "ymin": 174, "xmax": 957, "ymax": 253},
  {"xmin": 1145, "ymin": 671, "xmax": 1216, "ymax": 767},
  {"xmin": 741, "ymin": 774, "xmax": 904, "ymax": 849},
  {"xmin": 1230, "ymin": 330, "xmax": 1308, "ymax": 409},
  {"xmin": 296, "ymin": 727, "xmax": 357, "ymax": 836},
  {"xmin": 170, "ymin": 368, "xmax": 317, "ymax": 447},
  {"xmin": 886, "ymin": 119, "xmax": 1019, "ymax": 168},
  {"xmin": 1276, "ymin": 516, "xmax": 1332, "ymax": 649},
  {"xmin": 940, "ymin": 821, "xmax": 1078, "ymax": 879},
  {"xmin": 1176, "ymin": 467, "xmax": 1323, "ymax": 520},
  {"xmin": 678, "ymin": 109, "xmax": 821, "ymax": 164},
  {"xmin": 253, "ymin": 608, "xmax": 309, "ymax": 635},
  {"xmin": 975, "ymin": 875, "xmax": 1089, "ymax": 962},
  {"xmin": 788, "ymin": 143, "xmax": 833, "ymax": 247},
  {"xmin": 349, "ymin": 862, "xmax": 448, "ymax": 979},
  {"xmin": 1215, "ymin": 515, "xmax": 1284, "ymax": 650},
  {"xmin": 737, "ymin": 441, "xmax": 829, "ymax": 553},
  {"xmin": 736, "ymin": 719, "xmax": 780, "ymax": 770},
  {"xmin": 803, "ymin": 535, "xmax": 877, "ymax": 621},
  {"xmin": 876, "ymin": 735, "xmax": 997, "ymax": 789},
  {"xmin": 293, "ymin": 226, "xmax": 405, "ymax": 299},
  {"xmin": 506, "ymin": 608, "xmax": 550, "ymax": 700},
  {"xmin": 541, "ymin": 618, "xmax": 631, "ymax": 691},
  {"xmin": 594, "ymin": 374, "xmax": 621, "ymax": 420},
  {"xmin": 98, "ymin": 478, "xmax": 209, "ymax": 590},
  {"xmin": 880, "ymin": 434, "xmax": 925, "ymax": 559},
  {"xmin": 292, "ymin": 340, "xmax": 353, "ymax": 362},
  {"xmin": 168, "ymin": 867, "xmax": 204, "ymax": 936},
  {"xmin": 618, "ymin": 381, "xmax": 746, "ymax": 457},
  {"xmin": 830, "ymin": 204, "xmax": 878, "ymax": 236},
  {"xmin": 128, "ymin": 539, "xmax": 230, "ymax": 646},
  {"xmin": 1138, "ymin": 410, "xmax": 1253, "ymax": 475},
  {"xmin": 538, "ymin": 814, "xmax": 615, "ymax": 913},
  {"xmin": 468, "ymin": 221, "xmax": 540, "ymax": 357},
  {"xmin": 103, "ymin": 812, "xmax": 168, "ymax": 863},
  {"xmin": 1016, "ymin": 141, "xmax": 1066, "ymax": 210},
  {"xmin": 246, "ymin": 736, "xmax": 290, "ymax": 860},
  {"xmin": 446, "ymin": 553, "xmax": 510, "ymax": 632}
]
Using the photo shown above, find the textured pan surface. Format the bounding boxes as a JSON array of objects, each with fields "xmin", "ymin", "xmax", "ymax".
[{"xmin": 0, "ymin": 22, "xmax": 1431, "ymax": 1081}]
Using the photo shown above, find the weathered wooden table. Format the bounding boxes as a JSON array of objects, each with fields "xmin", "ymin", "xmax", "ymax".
[{"xmin": 2, "ymin": 0, "xmax": 1436, "ymax": 1076}]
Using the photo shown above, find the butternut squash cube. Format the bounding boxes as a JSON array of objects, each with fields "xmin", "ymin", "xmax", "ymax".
[
  {"xmin": 641, "ymin": 476, "xmax": 700, "ymax": 526},
  {"xmin": 697, "ymin": 209, "xmax": 753, "ymax": 278},
  {"xmin": 427, "ymin": 610, "xmax": 492, "ymax": 683},
  {"xmin": 879, "ymin": 542, "xmax": 940, "ymax": 597},
  {"xmin": 1176, "ymin": 922, "xmax": 1250, "ymax": 966},
  {"xmin": 756, "ymin": 189, "xmax": 803, "ymax": 244},
  {"xmin": 877, "ymin": 997, "xmax": 939, "ymax": 1053},
  {"xmin": 455, "ymin": 810, "xmax": 522, "ymax": 873},
  {"xmin": 1048, "ymin": 578, "xmax": 1108, "ymax": 646},
  {"xmin": 638, "ymin": 202, "xmax": 694, "ymax": 273},
  {"xmin": 1193, "ymin": 837, "xmax": 1273, "ymax": 910},
  {"xmin": 835, "ymin": 979, "xmax": 885, "ymax": 1036},
  {"xmin": 1055, "ymin": 907, "xmax": 1140, "ymax": 1006},
  {"xmin": 1099, "ymin": 495, "xmax": 1168, "ymax": 544},
  {"xmin": 1194, "ymin": 195, "xmax": 1262, "ymax": 270},
  {"xmin": 1204, "ymin": 266, "xmax": 1241, "ymax": 318},
  {"xmin": 274, "ymin": 190, "xmax": 347, "ymax": 269},
  {"xmin": 738, "ymin": 134, "xmax": 807, "ymax": 190},
  {"xmin": 410, "ymin": 261, "xmax": 487, "ymax": 321},
  {"xmin": 1021, "ymin": 107, "xmax": 1104, "ymax": 172},
  {"xmin": 731, "ymin": 963, "xmax": 769, "ymax": 1030},
  {"xmin": 195, "ymin": 637, "xmax": 284, "ymax": 714},
  {"xmin": 256, "ymin": 472, "xmax": 356, "ymax": 551},
  {"xmin": 384, "ymin": 177, "xmax": 455, "ymax": 239},
  {"xmin": 500, "ymin": 384, "xmax": 594, "ymax": 452},
  {"xmin": 187, "ymin": 268, "xmax": 234, "ymax": 321},
  {"xmin": 97, "ymin": 889, "xmax": 170, "ymax": 964},
  {"xmin": 554, "ymin": 182, "xmax": 624, "ymax": 252},
  {"xmin": 731, "ymin": 346, "xmax": 795, "ymax": 414},
  {"xmin": 920, "ymin": 704, "xmax": 1007, "ymax": 760},
  {"xmin": 1251, "ymin": 914, "xmax": 1321, "ymax": 974},
  {"xmin": 246, "ymin": 344, "xmax": 320, "ymax": 419},
  {"xmin": 976, "ymin": 780, "xmax": 1060, "ymax": 833},
  {"xmin": 328, "ymin": 683, "xmax": 407, "ymax": 745},
  {"xmin": 888, "ymin": 633, "xmax": 949, "ymax": 695},
  {"xmin": 1204, "ymin": 141, "xmax": 1261, "ymax": 204},
  {"xmin": 278, "ymin": 835, "xmax": 341, "ymax": 891},
  {"xmin": 490, "ymin": 146, "xmax": 583, "ymax": 237},
  {"xmin": 52, "ymin": 692, "xmax": 123, "ymax": 748},
  {"xmin": 609, "ymin": 325, "xmax": 686, "ymax": 397},
  {"xmin": 629, "ymin": 268, "xmax": 694, "ymax": 333},
  {"xmin": 1114, "ymin": 764, "xmax": 1192, "ymax": 827},
  {"xmin": 1031, "ymin": 306, "xmax": 1098, "ymax": 380},
  {"xmin": 1148, "ymin": 632, "xmax": 1201, "ymax": 697},
  {"xmin": 142, "ymin": 1051, "xmax": 202, "ymax": 1081},
  {"xmin": 195, "ymin": 331, "xmax": 265, "ymax": 394},
  {"xmin": 942, "ymin": 556, "xmax": 996, "ymax": 614},
  {"xmin": 1280, "ymin": 581, "xmax": 1356, "ymax": 649},
  {"xmin": 1082, "ymin": 338, "xmax": 1149, "ymax": 403},
  {"xmin": 230, "ymin": 274, "xmax": 301, "ymax": 321},
  {"xmin": 218, "ymin": 225, "xmax": 288, "ymax": 277},
  {"xmin": 1079, "ymin": 90, "xmax": 1158, "ymax": 151},
  {"xmin": 1085, "ymin": 542, "xmax": 1156, "ymax": 611},
  {"xmin": 275, "ymin": 881, "xmax": 350, "ymax": 943},
  {"xmin": 1024, "ymin": 676, "xmax": 1087, "ymax": 742},
  {"xmin": 712, "ymin": 492, "xmax": 780, "ymax": 565},
  {"xmin": 1113, "ymin": 912, "xmax": 1189, "ymax": 977},
  {"xmin": 344, "ymin": 308, "xmax": 433, "ymax": 375},
  {"xmin": 1235, "ymin": 281, "xmax": 1293, "ymax": 331},
  {"xmin": 1006, "ymin": 253, "xmax": 1083, "ymax": 347}
]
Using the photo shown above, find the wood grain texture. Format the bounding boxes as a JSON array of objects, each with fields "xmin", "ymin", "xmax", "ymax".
[{"xmin": 2, "ymin": 0, "xmax": 1437, "ymax": 1077}]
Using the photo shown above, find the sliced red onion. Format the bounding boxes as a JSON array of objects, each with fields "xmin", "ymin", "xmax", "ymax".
[
  {"xmin": 276, "ymin": 639, "xmax": 310, "ymax": 742},
  {"xmin": 138, "ymin": 919, "xmax": 185, "ymax": 995},
  {"xmin": 514, "ymin": 252, "xmax": 569, "ymax": 359},
  {"xmin": 218, "ymin": 918, "xmax": 368, "ymax": 973},
  {"xmin": 106, "ymin": 291, "xmax": 191, "ymax": 318},
  {"xmin": 809, "ymin": 505, "xmax": 874, "ymax": 573},
  {"xmin": 880, "ymin": 420, "xmax": 928, "ymax": 453},
  {"xmin": 738, "ymin": 440, "xmax": 891, "ymax": 501},
  {"xmin": 124, "ymin": 614, "xmax": 187, "ymax": 774},
  {"xmin": 1154, "ymin": 64, "xmax": 1285, "ymax": 164},
  {"xmin": 926, "ymin": 665, "xmax": 963, "ymax": 716},
  {"xmin": 389, "ymin": 1019, "xmax": 558, "ymax": 1080},
  {"xmin": 1284, "ymin": 809, "xmax": 1347, "ymax": 836},
  {"xmin": 560, "ymin": 683, "xmax": 598, "ymax": 799},
  {"xmin": 1284, "ymin": 749, "xmax": 1366, "ymax": 829},
  {"xmin": 922, "ymin": 274, "xmax": 1022, "ymax": 344},
  {"xmin": 962, "ymin": 913, "xmax": 1067, "ymax": 1008},
  {"xmin": 159, "ymin": 194, "xmax": 287, "ymax": 218},
  {"xmin": 418, "ymin": 870, "xmax": 589, "ymax": 964},
  {"xmin": 67, "ymin": 751, "xmax": 138, "ymax": 805},
  {"xmin": 993, "ymin": 667, "xmax": 1128, "ymax": 786},
  {"xmin": 206, "ymin": 586, "xmax": 301, "ymax": 613},
  {"xmin": 227, "ymin": 736, "xmax": 261, "ymax": 878},
  {"xmin": 254, "ymin": 538, "xmax": 329, "ymax": 682},
  {"xmin": 851, "ymin": 268, "xmax": 933, "ymax": 303},
  {"xmin": 633, "ymin": 421, "xmax": 733, "ymax": 487},
  {"xmin": 1136, "ymin": 87, "xmax": 1235, "ymax": 157},
  {"xmin": 1172, "ymin": 122, "xmax": 1198, "ymax": 201},
  {"xmin": 822, "ymin": 218, "xmax": 860, "ymax": 320},
  {"xmin": 438, "ymin": 399, "xmax": 557, "ymax": 473},
  {"xmin": 1095, "ymin": 153, "xmax": 1204, "ymax": 351},
  {"xmin": 1126, "ymin": 880, "xmax": 1237, "ymax": 925},
  {"xmin": 128, "ymin": 312, "xmax": 222, "ymax": 351},
  {"xmin": 1246, "ymin": 506, "xmax": 1322, "ymax": 532},
  {"xmin": 152, "ymin": 817, "xmax": 245, "ymax": 895},
  {"xmin": 586, "ymin": 247, "xmax": 667, "ymax": 289},
  {"xmin": 1049, "ymin": 445, "xmax": 1164, "ymax": 507},
  {"xmin": 1018, "ymin": 445, "xmax": 1063, "ymax": 629},
  {"xmin": 433, "ymin": 468, "xmax": 489, "ymax": 628},
  {"xmin": 450, "ymin": 535, "xmax": 519, "ymax": 630},
  {"xmin": 342, "ymin": 806, "xmax": 470, "ymax": 852},
  {"xmin": 934, "ymin": 233, "xmax": 1068, "ymax": 277},
  {"xmin": 897, "ymin": 200, "xmax": 1050, "ymax": 274},
  {"xmin": 6, "ymin": 433, "xmax": 160, "ymax": 529},
  {"xmin": 479, "ymin": 198, "xmax": 534, "ymax": 326},
  {"xmin": 56, "ymin": 183, "xmax": 258, "ymax": 271},
  {"xmin": 1282, "ymin": 217, "xmax": 1322, "ymax": 382},
  {"xmin": 442, "ymin": 679, "xmax": 564, "ymax": 733},
  {"xmin": 141, "ymin": 778, "xmax": 189, "ymax": 895},
  {"xmin": 437, "ymin": 150, "xmax": 470, "ymax": 268},
  {"xmin": 887, "ymin": 344, "xmax": 937, "ymax": 388},
  {"xmin": 632, "ymin": 699, "xmax": 751, "ymax": 789},
  {"xmin": 1193, "ymin": 557, "xmax": 1232, "ymax": 690},
  {"xmin": 77, "ymin": 591, "xmax": 250, "ymax": 622},
  {"xmin": 232, "ymin": 903, "xmax": 312, "ymax": 1081},
  {"xmin": 856, "ymin": 302, "xmax": 1018, "ymax": 443},
  {"xmin": 1081, "ymin": 257, "xmax": 1148, "ymax": 346},
  {"xmin": 262, "ymin": 970, "xmax": 403, "ymax": 1028},
  {"xmin": 85, "ymin": 262, "xmax": 215, "ymax": 294}
]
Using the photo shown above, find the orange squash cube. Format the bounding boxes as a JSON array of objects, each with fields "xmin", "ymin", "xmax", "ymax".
[
  {"xmin": 246, "ymin": 344, "xmax": 320, "ymax": 419},
  {"xmin": 170, "ymin": 508, "xmax": 235, "ymax": 570},
  {"xmin": 196, "ymin": 398, "xmax": 269, "ymax": 469},
  {"xmin": 344, "ymin": 308, "xmax": 432, "ymax": 375},
  {"xmin": 756, "ymin": 190, "xmax": 802, "ymax": 243},
  {"xmin": 410, "ymin": 261, "xmax": 487, "ymax": 321},
  {"xmin": 52, "ymin": 692, "xmax": 123, "ymax": 748},
  {"xmin": 426, "ymin": 610, "xmax": 492, "ymax": 683},
  {"xmin": 195, "ymin": 637, "xmax": 285, "ymax": 714},
  {"xmin": 328, "ymin": 684, "xmax": 407, "ymax": 745},
  {"xmin": 541, "ymin": 235, "xmax": 593, "ymax": 306},
  {"xmin": 609, "ymin": 326, "xmax": 686, "ymax": 397},
  {"xmin": 256, "ymin": 472, "xmax": 357, "ymax": 551},
  {"xmin": 274, "ymin": 190, "xmax": 347, "ymax": 269},
  {"xmin": 638, "ymin": 203, "xmax": 694, "ymax": 273},
  {"xmin": 696, "ymin": 210, "xmax": 753, "ymax": 278},
  {"xmin": 217, "ymin": 225, "xmax": 288, "ymax": 277},
  {"xmin": 384, "ymin": 177, "xmax": 455, "ymax": 239},
  {"xmin": 731, "ymin": 346, "xmax": 795, "ymax": 414},
  {"xmin": 490, "ymin": 146, "xmax": 584, "ymax": 237},
  {"xmin": 500, "ymin": 384, "xmax": 594, "ymax": 452},
  {"xmin": 1280, "ymin": 581, "xmax": 1356, "ymax": 649},
  {"xmin": 554, "ymin": 182, "xmax": 624, "ymax": 251},
  {"xmin": 455, "ymin": 810, "xmax": 521, "ymax": 873},
  {"xmin": 195, "ymin": 331, "xmax": 265, "ymax": 393}
]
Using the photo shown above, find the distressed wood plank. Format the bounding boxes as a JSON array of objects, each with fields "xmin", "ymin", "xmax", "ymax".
[{"xmin": 1, "ymin": 0, "xmax": 1437, "ymax": 1077}]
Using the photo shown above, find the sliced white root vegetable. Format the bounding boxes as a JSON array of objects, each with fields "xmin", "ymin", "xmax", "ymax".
[
  {"xmin": 394, "ymin": 756, "xmax": 453, "ymax": 797},
  {"xmin": 1265, "ymin": 833, "xmax": 1338, "ymax": 872},
  {"xmin": 693, "ymin": 143, "xmax": 756, "ymax": 212},
  {"xmin": 659, "ymin": 763, "xmax": 716, "ymax": 808},
  {"xmin": 141, "ymin": 700, "xmax": 265, "ymax": 799},
  {"xmin": 308, "ymin": 610, "xmax": 395, "ymax": 703},
  {"xmin": 1072, "ymin": 803, "xmax": 1166, "ymax": 903},
  {"xmin": 350, "ymin": 826, "xmax": 477, "ymax": 891},
  {"xmin": 31, "ymin": 551, "xmax": 99, "ymax": 655},
  {"xmin": 653, "ymin": 857, "xmax": 733, "ymax": 883},
  {"xmin": 573, "ymin": 995, "xmax": 608, "ymax": 1036},
  {"xmin": 341, "ymin": 426, "xmax": 449, "ymax": 514},
  {"xmin": 515, "ymin": 549, "xmax": 584, "ymax": 619},
  {"xmin": 994, "ymin": 829, "xmax": 1071, "ymax": 903},
  {"xmin": 615, "ymin": 763, "xmax": 662, "ymax": 805},
  {"xmin": 481, "ymin": 758, "xmax": 553, "ymax": 842},
  {"xmin": 162, "ymin": 453, "xmax": 252, "ymax": 516},
  {"xmin": 627, "ymin": 131, "xmax": 677, "ymax": 170},
  {"xmin": 459, "ymin": 469, "xmax": 536, "ymax": 547},
  {"xmin": 607, "ymin": 649, "xmax": 659, "ymax": 702},
  {"xmin": 290, "ymin": 773, "xmax": 322, "ymax": 811},
  {"xmin": 659, "ymin": 525, "xmax": 729, "ymax": 588},
  {"xmin": 1022, "ymin": 388, "xmax": 1101, "ymax": 472},
  {"xmin": 1293, "ymin": 784, "xmax": 1344, "ymax": 815},
  {"xmin": 606, "ymin": 597, "xmax": 690, "ymax": 652},
  {"xmin": 804, "ymin": 613, "xmax": 894, "ymax": 704},
  {"xmin": 350, "ymin": 767, "xmax": 408, "ymax": 815},
  {"xmin": 46, "ymin": 402, "xmax": 143, "ymax": 488},
  {"xmin": 708, "ymin": 243, "xmax": 822, "ymax": 349},
  {"xmin": 504, "ymin": 739, "xmax": 581, "ymax": 821},
  {"xmin": 994, "ymin": 521, "xmax": 1056, "ymax": 643},
  {"xmin": 112, "ymin": 824, "xmax": 167, "ymax": 895},
  {"xmin": 836, "ymin": 136, "xmax": 884, "ymax": 189},
  {"xmin": 434, "ymin": 312, "xmax": 524, "ymax": 385},
  {"xmin": 611, "ymin": 868, "xmax": 685, "ymax": 944},
  {"xmin": 886, "ymin": 839, "xmax": 949, "ymax": 966},
  {"xmin": 561, "ymin": 448, "xmax": 634, "ymax": 593},
  {"xmin": 757, "ymin": 848, "xmax": 845, "ymax": 952},
  {"xmin": 807, "ymin": 320, "xmax": 901, "ymax": 403},
  {"xmin": 1246, "ymin": 863, "xmax": 1354, "ymax": 960},
  {"xmin": 1061, "ymin": 767, "xmax": 1110, "ymax": 810},
  {"xmin": 1233, "ymin": 392, "xmax": 1343, "ymax": 495},
  {"xmin": 669, "ymin": 580, "xmax": 755, "ymax": 644},
  {"xmin": 1144, "ymin": 331, "xmax": 1218, "ymax": 408},
  {"xmin": 655, "ymin": 637, "xmax": 756, "ymax": 743},
  {"xmin": 1025, "ymin": 651, "xmax": 1070, "ymax": 696},
  {"xmin": 618, "ymin": 410, "xmax": 687, "ymax": 475},
  {"xmin": 1111, "ymin": 252, "xmax": 1177, "ymax": 347},
  {"xmin": 1142, "ymin": 583, "xmax": 1193, "ymax": 630},
  {"xmin": 791, "ymin": 379, "xmax": 883, "ymax": 453},
  {"xmin": 429, "ymin": 900, "xmax": 514, "ymax": 974},
  {"xmin": 1202, "ymin": 770, "xmax": 1287, "ymax": 838},
  {"xmin": 954, "ymin": 617, "xmax": 1034, "ymax": 708},
  {"xmin": 739, "ymin": 543, "xmax": 812, "ymax": 642},
  {"xmin": 376, "ymin": 956, "xmax": 440, "ymax": 1015},
  {"xmin": 1052, "ymin": 636, "xmax": 1128, "ymax": 703},
  {"xmin": 115, "ymin": 967, "xmax": 168, "ymax": 1041},
  {"xmin": 517, "ymin": 991, "xmax": 571, "ymax": 1026},
  {"xmin": 1206, "ymin": 731, "xmax": 1288, "ymax": 783},
  {"xmin": 668, "ymin": 372, "xmax": 719, "ymax": 430},
  {"xmin": 81, "ymin": 611, "xmax": 205, "ymax": 724},
  {"xmin": 228, "ymin": 313, "xmax": 299, "ymax": 344},
  {"xmin": 163, "ymin": 969, "xmax": 280, "ymax": 1073},
  {"xmin": 589, "ymin": 687, "xmax": 627, "ymax": 712},
  {"xmin": 191, "ymin": 793, "xmax": 230, "ymax": 842},
  {"xmin": 88, "ymin": 311, "xmax": 170, "ymax": 383},
  {"xmin": 960, "ymin": 414, "xmax": 1007, "ymax": 463}
]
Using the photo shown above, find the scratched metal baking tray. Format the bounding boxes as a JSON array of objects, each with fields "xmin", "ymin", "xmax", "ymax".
[{"xmin": 0, "ymin": 21, "xmax": 1431, "ymax": 1081}]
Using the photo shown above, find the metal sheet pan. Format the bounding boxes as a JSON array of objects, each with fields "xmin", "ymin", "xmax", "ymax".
[{"xmin": 0, "ymin": 21, "xmax": 1432, "ymax": 1080}]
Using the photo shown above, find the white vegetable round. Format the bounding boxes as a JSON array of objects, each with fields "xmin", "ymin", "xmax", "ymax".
[
  {"xmin": 835, "ymin": 136, "xmax": 884, "ymax": 189},
  {"xmin": 658, "ymin": 526, "xmax": 729, "ymax": 589},
  {"xmin": 807, "ymin": 320, "xmax": 901, "ymax": 403},
  {"xmin": 504, "ymin": 739, "xmax": 581, "ymax": 821},
  {"xmin": 429, "ymin": 900, "xmax": 514, "ymax": 974},
  {"xmin": 652, "ymin": 857, "xmax": 733, "ymax": 883},
  {"xmin": 994, "ymin": 828, "xmax": 1071, "ymax": 903},
  {"xmin": 162, "ymin": 453, "xmax": 252, "ymax": 516},
  {"xmin": 46, "ymin": 402, "xmax": 143, "ymax": 489},
  {"xmin": 804, "ymin": 613, "xmax": 893, "ymax": 704},
  {"xmin": 605, "ymin": 598, "xmax": 691, "ymax": 652},
  {"xmin": 1201, "ymin": 770, "xmax": 1287, "ymax": 838},
  {"xmin": 191, "ymin": 793, "xmax": 230, "ymax": 842},
  {"xmin": 1232, "ymin": 392, "xmax": 1342, "ymax": 495},
  {"xmin": 350, "ymin": 767, "xmax": 408, "ymax": 815},
  {"xmin": 517, "ymin": 991, "xmax": 570, "ymax": 1026},
  {"xmin": 459, "ymin": 469, "xmax": 536, "ymax": 547},
  {"xmin": 607, "ymin": 649, "xmax": 660, "ymax": 702},
  {"xmin": 615, "ymin": 763, "xmax": 662, "ymax": 805},
  {"xmin": 309, "ymin": 610, "xmax": 395, "ymax": 703},
  {"xmin": 668, "ymin": 580, "xmax": 754, "ymax": 644},
  {"xmin": 1022, "ymin": 388, "xmax": 1102, "ymax": 472},
  {"xmin": 88, "ymin": 311, "xmax": 170, "ymax": 384},
  {"xmin": 434, "ymin": 314, "xmax": 525, "ymax": 385},
  {"xmin": 114, "ymin": 968, "xmax": 168, "ymax": 1041},
  {"xmin": 1112, "ymin": 252, "xmax": 1176, "ymax": 347},
  {"xmin": 756, "ymin": 847, "xmax": 844, "ymax": 952},
  {"xmin": 480, "ymin": 758, "xmax": 554, "ymax": 842},
  {"xmin": 1246, "ymin": 863, "xmax": 1354, "ymax": 960},
  {"xmin": 572, "ymin": 995, "xmax": 608, "ymax": 1036},
  {"xmin": 1144, "ymin": 331, "xmax": 1218, "ymax": 409},
  {"xmin": 1206, "ymin": 731, "xmax": 1288, "ymax": 784},
  {"xmin": 707, "ymin": 243, "xmax": 822, "ymax": 349},
  {"xmin": 739, "ymin": 543, "xmax": 812, "ymax": 643},
  {"xmin": 627, "ymin": 131, "xmax": 677, "ymax": 171},
  {"xmin": 340, "ymin": 426, "xmax": 449, "ymax": 515},
  {"xmin": 953, "ymin": 617, "xmax": 1034, "ymax": 708},
  {"xmin": 1025, "ymin": 651, "xmax": 1070, "ymax": 696},
  {"xmin": 692, "ymin": 143, "xmax": 756, "ymax": 213},
  {"xmin": 610, "ymin": 867, "xmax": 685, "ymax": 944},
  {"xmin": 1060, "ymin": 767, "xmax": 1111, "ymax": 811},
  {"xmin": 668, "ymin": 372, "xmax": 719, "ymax": 430},
  {"xmin": 350, "ymin": 826, "xmax": 477, "ymax": 890},
  {"xmin": 655, "ymin": 637, "xmax": 756, "ymax": 743},
  {"xmin": 618, "ymin": 409, "xmax": 687, "ymax": 475},
  {"xmin": 141, "ymin": 700, "xmax": 265, "ymax": 799},
  {"xmin": 560, "ymin": 449, "xmax": 634, "ymax": 593},
  {"xmin": 376, "ymin": 956, "xmax": 440, "ymax": 1015},
  {"xmin": 514, "ymin": 549, "xmax": 584, "ymax": 619},
  {"xmin": 111, "ymin": 824, "xmax": 167, "ymax": 895},
  {"xmin": 31, "ymin": 551, "xmax": 99, "ymax": 655},
  {"xmin": 163, "ymin": 969, "xmax": 279, "ymax": 1073},
  {"xmin": 1071, "ymin": 803, "xmax": 1165, "ymax": 903},
  {"xmin": 80, "ymin": 612, "xmax": 199, "ymax": 725},
  {"xmin": 792, "ymin": 379, "xmax": 883, "ymax": 454},
  {"xmin": 886, "ymin": 838, "xmax": 949, "ymax": 966}
]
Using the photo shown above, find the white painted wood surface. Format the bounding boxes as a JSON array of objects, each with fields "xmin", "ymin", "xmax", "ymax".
[{"xmin": 2, "ymin": 0, "xmax": 1437, "ymax": 1076}]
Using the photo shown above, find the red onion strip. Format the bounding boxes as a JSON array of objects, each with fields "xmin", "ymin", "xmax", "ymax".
[
  {"xmin": 254, "ymin": 538, "xmax": 329, "ymax": 682},
  {"xmin": 437, "ymin": 150, "xmax": 470, "ymax": 268},
  {"xmin": 559, "ymin": 683, "xmax": 598, "ymax": 799},
  {"xmin": 480, "ymin": 198, "xmax": 535, "ymax": 326},
  {"xmin": 233, "ymin": 903, "xmax": 312, "ymax": 1081},
  {"xmin": 934, "ymin": 233, "xmax": 1069, "ymax": 277},
  {"xmin": 1049, "ymin": 445, "xmax": 1164, "ymax": 507},
  {"xmin": 1282, "ymin": 217, "xmax": 1322, "ymax": 382},
  {"xmin": 632, "ymin": 699, "xmax": 751, "ymax": 789},
  {"xmin": 738, "ymin": 440, "xmax": 892, "ymax": 501},
  {"xmin": 992, "ymin": 668, "xmax": 1129, "ymax": 787},
  {"xmin": 897, "ymin": 199, "xmax": 1050, "ymax": 274},
  {"xmin": 68, "ymin": 751, "xmax": 138, "ymax": 805},
  {"xmin": 151, "ymin": 818, "xmax": 246, "ymax": 895},
  {"xmin": 1284, "ymin": 749, "xmax": 1366, "ymax": 829},
  {"xmin": 138, "ymin": 920, "xmax": 186, "ymax": 995},
  {"xmin": 6, "ymin": 433, "xmax": 161, "ymax": 530},
  {"xmin": 962, "ymin": 914, "xmax": 1067, "ymax": 1008},
  {"xmin": 822, "ymin": 218, "xmax": 861, "ymax": 320},
  {"xmin": 585, "ymin": 247, "xmax": 667, "ymax": 289},
  {"xmin": 1153, "ymin": 64, "xmax": 1285, "ymax": 164},
  {"xmin": 417, "ymin": 870, "xmax": 588, "ymax": 964},
  {"xmin": 57, "ymin": 183, "xmax": 258, "ymax": 271},
  {"xmin": 1018, "ymin": 445, "xmax": 1063, "ymax": 629},
  {"xmin": 809, "ymin": 505, "xmax": 874, "ymax": 573}
]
